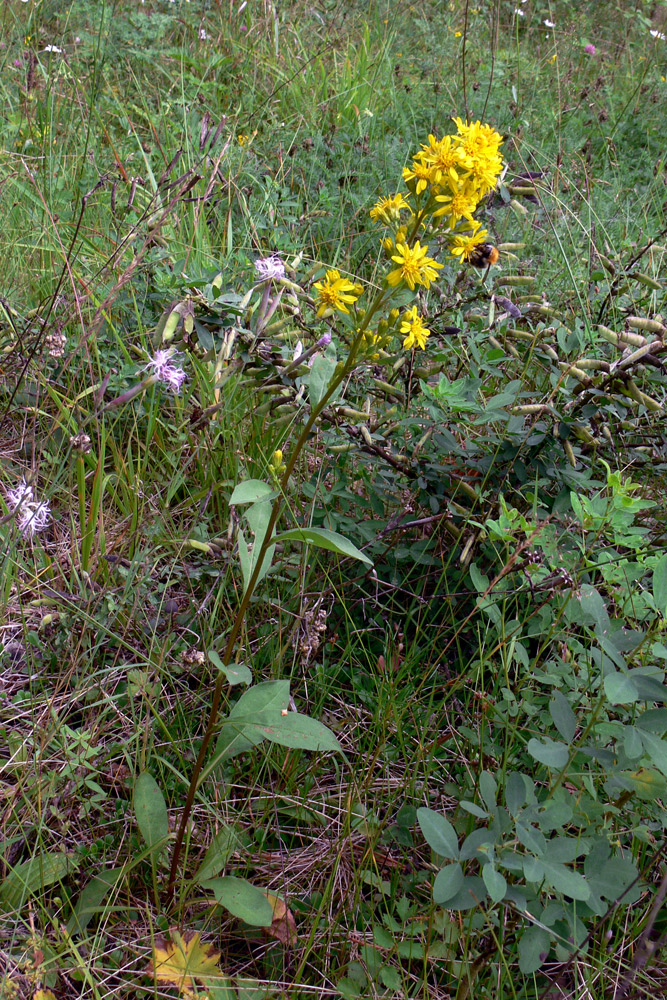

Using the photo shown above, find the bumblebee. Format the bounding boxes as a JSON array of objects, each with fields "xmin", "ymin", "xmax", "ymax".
[{"xmin": 468, "ymin": 243, "xmax": 500, "ymax": 268}]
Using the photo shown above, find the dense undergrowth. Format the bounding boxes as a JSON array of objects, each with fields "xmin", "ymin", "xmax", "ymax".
[{"xmin": 1, "ymin": 1, "xmax": 667, "ymax": 998}]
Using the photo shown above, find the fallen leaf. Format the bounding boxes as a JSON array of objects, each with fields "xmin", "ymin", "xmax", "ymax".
[
  {"xmin": 147, "ymin": 928, "xmax": 222, "ymax": 996},
  {"xmin": 264, "ymin": 893, "xmax": 297, "ymax": 947},
  {"xmin": 33, "ymin": 992, "xmax": 57, "ymax": 1000}
]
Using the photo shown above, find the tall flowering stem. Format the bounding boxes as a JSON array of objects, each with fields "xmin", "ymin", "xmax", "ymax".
[{"xmin": 165, "ymin": 288, "xmax": 388, "ymax": 906}]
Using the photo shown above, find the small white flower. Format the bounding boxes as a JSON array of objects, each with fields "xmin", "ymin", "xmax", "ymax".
[
  {"xmin": 544, "ymin": 19, "xmax": 555, "ymax": 28},
  {"xmin": 514, "ymin": 7, "xmax": 525, "ymax": 15},
  {"xmin": 6, "ymin": 480, "xmax": 51, "ymax": 538},
  {"xmin": 143, "ymin": 349, "xmax": 187, "ymax": 393},
  {"xmin": 254, "ymin": 255, "xmax": 285, "ymax": 282},
  {"xmin": 43, "ymin": 45, "xmax": 63, "ymax": 53},
  {"xmin": 199, "ymin": 27, "xmax": 207, "ymax": 40},
  {"xmin": 650, "ymin": 29, "xmax": 666, "ymax": 41},
  {"xmin": 238, "ymin": 1, "xmax": 248, "ymax": 13}
]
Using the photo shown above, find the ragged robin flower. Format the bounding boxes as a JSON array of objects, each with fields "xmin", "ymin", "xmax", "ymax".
[
  {"xmin": 369, "ymin": 192, "xmax": 411, "ymax": 226},
  {"xmin": 387, "ymin": 240, "xmax": 443, "ymax": 291},
  {"xmin": 400, "ymin": 306, "xmax": 430, "ymax": 350},
  {"xmin": 313, "ymin": 269, "xmax": 361, "ymax": 317}
]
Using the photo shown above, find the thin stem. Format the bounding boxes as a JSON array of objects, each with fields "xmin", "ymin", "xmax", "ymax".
[{"xmin": 165, "ymin": 288, "xmax": 389, "ymax": 905}]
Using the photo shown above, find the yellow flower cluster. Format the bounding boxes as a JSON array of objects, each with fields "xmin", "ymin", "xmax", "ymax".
[
  {"xmin": 404, "ymin": 120, "xmax": 503, "ymax": 225},
  {"xmin": 310, "ymin": 117, "xmax": 504, "ymax": 356}
]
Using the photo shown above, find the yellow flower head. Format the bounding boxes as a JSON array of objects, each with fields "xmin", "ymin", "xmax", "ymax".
[
  {"xmin": 402, "ymin": 158, "xmax": 433, "ymax": 195},
  {"xmin": 433, "ymin": 183, "xmax": 480, "ymax": 226},
  {"xmin": 400, "ymin": 306, "xmax": 430, "ymax": 350},
  {"xmin": 370, "ymin": 192, "xmax": 411, "ymax": 225},
  {"xmin": 313, "ymin": 268, "xmax": 361, "ymax": 317},
  {"xmin": 387, "ymin": 240, "xmax": 443, "ymax": 291},
  {"xmin": 472, "ymin": 157, "xmax": 503, "ymax": 196},
  {"xmin": 450, "ymin": 226, "xmax": 489, "ymax": 262},
  {"xmin": 420, "ymin": 134, "xmax": 472, "ymax": 187},
  {"xmin": 453, "ymin": 118, "xmax": 503, "ymax": 159}
]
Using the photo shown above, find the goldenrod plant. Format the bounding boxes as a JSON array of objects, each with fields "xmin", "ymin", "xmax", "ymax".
[{"xmin": 166, "ymin": 119, "xmax": 506, "ymax": 900}]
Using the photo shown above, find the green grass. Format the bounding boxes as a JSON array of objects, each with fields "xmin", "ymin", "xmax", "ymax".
[{"xmin": 1, "ymin": 1, "xmax": 667, "ymax": 998}]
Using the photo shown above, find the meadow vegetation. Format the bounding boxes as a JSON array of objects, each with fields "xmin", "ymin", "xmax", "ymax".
[{"xmin": 1, "ymin": 0, "xmax": 667, "ymax": 997}]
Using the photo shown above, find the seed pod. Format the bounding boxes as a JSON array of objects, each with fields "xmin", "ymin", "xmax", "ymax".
[
  {"xmin": 512, "ymin": 403, "xmax": 553, "ymax": 414},
  {"xmin": 566, "ymin": 358, "xmax": 609, "ymax": 372},
  {"xmin": 563, "ymin": 440, "xmax": 577, "ymax": 467},
  {"xmin": 337, "ymin": 407, "xmax": 368, "ymax": 422},
  {"xmin": 529, "ymin": 305, "xmax": 563, "ymax": 319},
  {"xmin": 360, "ymin": 425, "xmax": 374, "ymax": 447},
  {"xmin": 616, "ymin": 341, "xmax": 664, "ymax": 370},
  {"xmin": 372, "ymin": 378, "xmax": 405, "ymax": 401},
  {"xmin": 508, "ymin": 185, "xmax": 537, "ymax": 196},
  {"xmin": 626, "ymin": 316, "xmax": 666, "ymax": 335},
  {"xmin": 624, "ymin": 380, "xmax": 663, "ymax": 411},
  {"xmin": 632, "ymin": 272, "xmax": 662, "ymax": 289},
  {"xmin": 560, "ymin": 364, "xmax": 591, "ymax": 381},
  {"xmin": 509, "ymin": 198, "xmax": 530, "ymax": 217},
  {"xmin": 497, "ymin": 242, "xmax": 526, "ymax": 251},
  {"xmin": 597, "ymin": 254, "xmax": 616, "ymax": 275},
  {"xmin": 496, "ymin": 275, "xmax": 537, "ymax": 287}
]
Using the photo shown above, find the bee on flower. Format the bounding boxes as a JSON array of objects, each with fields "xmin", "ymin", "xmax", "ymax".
[{"xmin": 450, "ymin": 225, "xmax": 494, "ymax": 264}]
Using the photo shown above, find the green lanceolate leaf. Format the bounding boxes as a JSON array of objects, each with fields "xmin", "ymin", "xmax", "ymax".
[
  {"xmin": 0, "ymin": 851, "xmax": 74, "ymax": 912},
  {"xmin": 133, "ymin": 772, "xmax": 169, "ymax": 849},
  {"xmin": 194, "ymin": 827, "xmax": 241, "ymax": 884},
  {"xmin": 66, "ymin": 866, "xmax": 125, "ymax": 935},
  {"xmin": 260, "ymin": 712, "xmax": 341, "ymax": 752},
  {"xmin": 549, "ymin": 690, "xmax": 577, "ymax": 742},
  {"xmin": 229, "ymin": 480, "xmax": 278, "ymax": 505},
  {"xmin": 208, "ymin": 650, "xmax": 252, "ymax": 686},
  {"xmin": 653, "ymin": 553, "xmax": 667, "ymax": 614},
  {"xmin": 307, "ymin": 344, "xmax": 338, "ymax": 407},
  {"xmin": 203, "ymin": 876, "xmax": 273, "ymax": 926},
  {"xmin": 274, "ymin": 527, "xmax": 373, "ymax": 566}
]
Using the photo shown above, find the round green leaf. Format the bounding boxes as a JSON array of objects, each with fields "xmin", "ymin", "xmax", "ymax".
[
  {"xmin": 527, "ymin": 738, "xmax": 569, "ymax": 769},
  {"xmin": 482, "ymin": 863, "xmax": 507, "ymax": 903},
  {"xmin": 604, "ymin": 672, "xmax": 639, "ymax": 705},
  {"xmin": 518, "ymin": 925, "xmax": 551, "ymax": 974},
  {"xmin": 417, "ymin": 808, "xmax": 460, "ymax": 860},
  {"xmin": 433, "ymin": 864, "xmax": 464, "ymax": 904}
]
